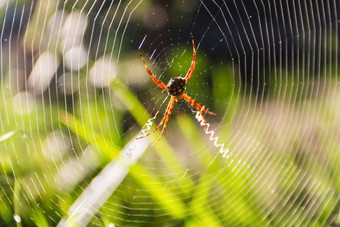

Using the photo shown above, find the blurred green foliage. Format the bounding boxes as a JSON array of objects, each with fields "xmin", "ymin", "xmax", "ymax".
[{"xmin": 0, "ymin": 0, "xmax": 339, "ymax": 226}]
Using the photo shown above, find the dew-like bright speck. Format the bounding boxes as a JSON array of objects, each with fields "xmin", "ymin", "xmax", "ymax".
[{"xmin": 14, "ymin": 215, "xmax": 21, "ymax": 223}]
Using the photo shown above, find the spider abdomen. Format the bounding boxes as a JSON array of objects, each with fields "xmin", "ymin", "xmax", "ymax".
[{"xmin": 167, "ymin": 77, "xmax": 186, "ymax": 97}]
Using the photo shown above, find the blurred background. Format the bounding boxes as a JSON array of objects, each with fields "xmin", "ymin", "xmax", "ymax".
[{"xmin": 0, "ymin": 0, "xmax": 339, "ymax": 226}]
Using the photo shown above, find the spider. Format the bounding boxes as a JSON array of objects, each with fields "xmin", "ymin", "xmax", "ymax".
[{"xmin": 137, "ymin": 35, "xmax": 215, "ymax": 144}]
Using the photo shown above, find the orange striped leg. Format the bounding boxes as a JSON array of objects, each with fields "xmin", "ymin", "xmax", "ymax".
[
  {"xmin": 153, "ymin": 97, "xmax": 175, "ymax": 145},
  {"xmin": 139, "ymin": 51, "xmax": 167, "ymax": 91},
  {"xmin": 182, "ymin": 93, "xmax": 216, "ymax": 115},
  {"xmin": 185, "ymin": 34, "xmax": 196, "ymax": 82},
  {"xmin": 198, "ymin": 108, "xmax": 207, "ymax": 125},
  {"xmin": 137, "ymin": 96, "xmax": 175, "ymax": 141}
]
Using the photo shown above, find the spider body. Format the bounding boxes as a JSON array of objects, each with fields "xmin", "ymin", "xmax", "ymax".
[
  {"xmin": 167, "ymin": 77, "xmax": 186, "ymax": 97},
  {"xmin": 137, "ymin": 35, "xmax": 215, "ymax": 144}
]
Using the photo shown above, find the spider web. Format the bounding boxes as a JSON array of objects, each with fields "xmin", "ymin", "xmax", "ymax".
[{"xmin": 0, "ymin": 0, "xmax": 339, "ymax": 226}]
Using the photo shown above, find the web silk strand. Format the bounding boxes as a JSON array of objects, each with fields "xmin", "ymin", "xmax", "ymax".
[{"xmin": 194, "ymin": 110, "xmax": 230, "ymax": 167}]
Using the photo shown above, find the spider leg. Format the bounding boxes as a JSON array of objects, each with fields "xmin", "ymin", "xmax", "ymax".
[
  {"xmin": 137, "ymin": 96, "xmax": 175, "ymax": 141},
  {"xmin": 182, "ymin": 93, "xmax": 216, "ymax": 116},
  {"xmin": 197, "ymin": 108, "xmax": 208, "ymax": 125},
  {"xmin": 185, "ymin": 34, "xmax": 196, "ymax": 83},
  {"xmin": 153, "ymin": 97, "xmax": 175, "ymax": 145},
  {"xmin": 139, "ymin": 51, "xmax": 167, "ymax": 91}
]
